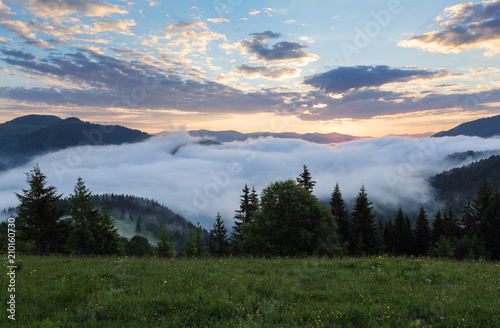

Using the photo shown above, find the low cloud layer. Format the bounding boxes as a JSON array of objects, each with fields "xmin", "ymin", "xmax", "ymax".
[{"xmin": 1, "ymin": 133, "xmax": 500, "ymax": 228}]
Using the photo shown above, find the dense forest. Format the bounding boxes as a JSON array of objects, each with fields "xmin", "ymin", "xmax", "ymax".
[{"xmin": 2, "ymin": 160, "xmax": 500, "ymax": 260}]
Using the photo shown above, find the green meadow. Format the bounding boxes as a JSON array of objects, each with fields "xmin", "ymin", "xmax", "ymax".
[{"xmin": 2, "ymin": 256, "xmax": 499, "ymax": 327}]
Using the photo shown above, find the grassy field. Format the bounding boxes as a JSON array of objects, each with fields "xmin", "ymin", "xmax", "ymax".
[{"xmin": 1, "ymin": 256, "xmax": 499, "ymax": 327}]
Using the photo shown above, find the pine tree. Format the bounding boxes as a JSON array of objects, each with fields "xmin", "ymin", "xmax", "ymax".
[
  {"xmin": 135, "ymin": 216, "xmax": 142, "ymax": 233},
  {"xmin": 330, "ymin": 183, "xmax": 350, "ymax": 245},
  {"xmin": 184, "ymin": 223, "xmax": 207, "ymax": 257},
  {"xmin": 350, "ymin": 185, "xmax": 376, "ymax": 255},
  {"xmin": 481, "ymin": 190, "xmax": 500, "ymax": 259},
  {"xmin": 393, "ymin": 207, "xmax": 414, "ymax": 255},
  {"xmin": 297, "ymin": 165, "xmax": 316, "ymax": 192},
  {"xmin": 68, "ymin": 178, "xmax": 122, "ymax": 255},
  {"xmin": 231, "ymin": 184, "xmax": 258, "ymax": 255},
  {"xmin": 157, "ymin": 225, "xmax": 175, "ymax": 258},
  {"xmin": 208, "ymin": 212, "xmax": 229, "ymax": 257},
  {"xmin": 461, "ymin": 201, "xmax": 478, "ymax": 237},
  {"xmin": 16, "ymin": 164, "xmax": 65, "ymax": 253},
  {"xmin": 68, "ymin": 177, "xmax": 99, "ymax": 255},
  {"xmin": 383, "ymin": 218, "xmax": 395, "ymax": 254},
  {"xmin": 431, "ymin": 211, "xmax": 445, "ymax": 246},
  {"xmin": 414, "ymin": 206, "xmax": 431, "ymax": 256}
]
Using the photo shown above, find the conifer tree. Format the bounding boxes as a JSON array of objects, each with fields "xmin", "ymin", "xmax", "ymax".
[
  {"xmin": 208, "ymin": 212, "xmax": 229, "ymax": 257},
  {"xmin": 184, "ymin": 223, "xmax": 207, "ymax": 257},
  {"xmin": 482, "ymin": 190, "xmax": 500, "ymax": 259},
  {"xmin": 330, "ymin": 183, "xmax": 350, "ymax": 245},
  {"xmin": 68, "ymin": 178, "xmax": 122, "ymax": 255},
  {"xmin": 350, "ymin": 185, "xmax": 376, "ymax": 255},
  {"xmin": 414, "ymin": 206, "xmax": 431, "ymax": 256},
  {"xmin": 157, "ymin": 225, "xmax": 175, "ymax": 258},
  {"xmin": 431, "ymin": 211, "xmax": 445, "ymax": 246},
  {"xmin": 297, "ymin": 165, "xmax": 316, "ymax": 192},
  {"xmin": 135, "ymin": 216, "xmax": 142, "ymax": 233},
  {"xmin": 393, "ymin": 207, "xmax": 414, "ymax": 255},
  {"xmin": 16, "ymin": 164, "xmax": 65, "ymax": 253},
  {"xmin": 231, "ymin": 184, "xmax": 258, "ymax": 254}
]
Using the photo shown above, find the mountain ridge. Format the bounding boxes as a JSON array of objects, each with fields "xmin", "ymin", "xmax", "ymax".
[{"xmin": 433, "ymin": 114, "xmax": 500, "ymax": 138}]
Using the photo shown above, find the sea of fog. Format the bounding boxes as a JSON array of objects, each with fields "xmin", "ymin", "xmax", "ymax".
[{"xmin": 1, "ymin": 132, "xmax": 500, "ymax": 228}]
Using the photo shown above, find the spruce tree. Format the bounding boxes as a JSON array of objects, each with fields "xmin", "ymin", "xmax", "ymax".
[
  {"xmin": 16, "ymin": 164, "xmax": 65, "ymax": 253},
  {"xmin": 184, "ymin": 223, "xmax": 207, "ymax": 257},
  {"xmin": 431, "ymin": 211, "xmax": 445, "ymax": 247},
  {"xmin": 231, "ymin": 184, "xmax": 258, "ymax": 254},
  {"xmin": 349, "ymin": 185, "xmax": 376, "ymax": 255},
  {"xmin": 136, "ymin": 216, "xmax": 142, "ymax": 233},
  {"xmin": 157, "ymin": 225, "xmax": 175, "ymax": 258},
  {"xmin": 68, "ymin": 178, "xmax": 122, "ymax": 255},
  {"xmin": 68, "ymin": 177, "xmax": 99, "ymax": 255},
  {"xmin": 330, "ymin": 183, "xmax": 350, "ymax": 245},
  {"xmin": 414, "ymin": 206, "xmax": 431, "ymax": 256},
  {"xmin": 208, "ymin": 212, "xmax": 229, "ymax": 257},
  {"xmin": 297, "ymin": 165, "xmax": 316, "ymax": 192},
  {"xmin": 482, "ymin": 190, "xmax": 500, "ymax": 259},
  {"xmin": 393, "ymin": 207, "xmax": 414, "ymax": 255}
]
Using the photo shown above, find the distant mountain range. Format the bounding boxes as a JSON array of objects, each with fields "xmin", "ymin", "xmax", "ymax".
[
  {"xmin": 0, "ymin": 115, "xmax": 150, "ymax": 170},
  {"xmin": 188, "ymin": 129, "xmax": 361, "ymax": 144},
  {"xmin": 433, "ymin": 114, "xmax": 500, "ymax": 138}
]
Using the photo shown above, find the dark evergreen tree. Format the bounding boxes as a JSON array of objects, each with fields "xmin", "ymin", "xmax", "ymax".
[
  {"xmin": 443, "ymin": 209, "xmax": 462, "ymax": 239},
  {"xmin": 330, "ymin": 183, "xmax": 350, "ymax": 245},
  {"xmin": 481, "ymin": 190, "xmax": 500, "ymax": 259},
  {"xmin": 68, "ymin": 177, "xmax": 99, "ymax": 255},
  {"xmin": 208, "ymin": 212, "xmax": 229, "ymax": 257},
  {"xmin": 231, "ymin": 184, "xmax": 258, "ymax": 255},
  {"xmin": 184, "ymin": 223, "xmax": 207, "ymax": 257},
  {"xmin": 383, "ymin": 218, "xmax": 395, "ymax": 254},
  {"xmin": 157, "ymin": 225, "xmax": 175, "ymax": 258},
  {"xmin": 296, "ymin": 165, "xmax": 316, "ymax": 192},
  {"xmin": 16, "ymin": 164, "xmax": 66, "ymax": 253},
  {"xmin": 472, "ymin": 180, "xmax": 493, "ymax": 221},
  {"xmin": 349, "ymin": 185, "xmax": 376, "ymax": 255},
  {"xmin": 393, "ymin": 207, "xmax": 414, "ymax": 255},
  {"xmin": 68, "ymin": 178, "xmax": 122, "ymax": 255},
  {"xmin": 431, "ymin": 211, "xmax": 445, "ymax": 246},
  {"xmin": 461, "ymin": 201, "xmax": 478, "ymax": 237},
  {"xmin": 135, "ymin": 215, "xmax": 143, "ymax": 233},
  {"xmin": 414, "ymin": 206, "xmax": 431, "ymax": 256}
]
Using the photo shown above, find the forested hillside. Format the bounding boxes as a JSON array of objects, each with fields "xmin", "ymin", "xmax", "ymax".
[{"xmin": 429, "ymin": 155, "xmax": 500, "ymax": 211}]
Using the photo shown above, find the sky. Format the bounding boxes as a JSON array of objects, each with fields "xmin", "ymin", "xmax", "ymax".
[{"xmin": 0, "ymin": 0, "xmax": 499, "ymax": 136}]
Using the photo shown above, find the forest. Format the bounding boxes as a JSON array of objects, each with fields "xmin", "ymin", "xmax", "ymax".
[{"xmin": 1, "ymin": 160, "xmax": 500, "ymax": 261}]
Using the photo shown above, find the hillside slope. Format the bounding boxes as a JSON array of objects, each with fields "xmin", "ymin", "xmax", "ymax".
[{"xmin": 433, "ymin": 114, "xmax": 500, "ymax": 138}]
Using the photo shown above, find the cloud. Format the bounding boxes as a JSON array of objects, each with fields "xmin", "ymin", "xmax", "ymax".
[
  {"xmin": 249, "ymin": 10, "xmax": 261, "ymax": 16},
  {"xmin": 0, "ymin": 0, "xmax": 13, "ymax": 19},
  {"xmin": 241, "ymin": 31, "xmax": 319, "ymax": 62},
  {"xmin": 0, "ymin": 49, "xmax": 283, "ymax": 113},
  {"xmin": 233, "ymin": 64, "xmax": 300, "ymax": 80},
  {"xmin": 1, "ymin": 49, "xmax": 36, "ymax": 60},
  {"xmin": 10, "ymin": 0, "xmax": 128, "ymax": 18},
  {"xmin": 0, "ymin": 20, "xmax": 37, "ymax": 40},
  {"xmin": 303, "ymin": 65, "xmax": 447, "ymax": 94},
  {"xmin": 207, "ymin": 18, "xmax": 230, "ymax": 24},
  {"xmin": 164, "ymin": 21, "xmax": 208, "ymax": 34},
  {"xmin": 24, "ymin": 39, "xmax": 53, "ymax": 48},
  {"xmin": 86, "ymin": 18, "xmax": 136, "ymax": 35},
  {"xmin": 2, "ymin": 133, "xmax": 500, "ymax": 228},
  {"xmin": 399, "ymin": 0, "xmax": 500, "ymax": 56}
]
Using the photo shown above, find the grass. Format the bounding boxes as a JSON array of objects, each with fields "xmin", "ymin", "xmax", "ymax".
[{"xmin": 1, "ymin": 255, "xmax": 499, "ymax": 327}]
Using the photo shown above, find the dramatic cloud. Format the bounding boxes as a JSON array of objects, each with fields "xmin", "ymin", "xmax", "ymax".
[
  {"xmin": 0, "ymin": 20, "xmax": 37, "ymax": 40},
  {"xmin": 0, "ymin": 49, "xmax": 282, "ymax": 113},
  {"xmin": 2, "ymin": 134, "xmax": 500, "ymax": 228},
  {"xmin": 86, "ymin": 18, "xmax": 136, "ymax": 35},
  {"xmin": 10, "ymin": 0, "xmax": 128, "ymax": 18},
  {"xmin": 241, "ymin": 31, "xmax": 319, "ymax": 62},
  {"xmin": 303, "ymin": 65, "xmax": 446, "ymax": 94},
  {"xmin": 399, "ymin": 0, "xmax": 500, "ymax": 56}
]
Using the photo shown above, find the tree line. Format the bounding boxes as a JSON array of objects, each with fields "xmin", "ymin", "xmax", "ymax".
[{"xmin": 2, "ymin": 164, "xmax": 499, "ymax": 260}]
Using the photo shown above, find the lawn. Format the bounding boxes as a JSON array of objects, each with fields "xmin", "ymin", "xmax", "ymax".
[{"xmin": 1, "ymin": 256, "xmax": 499, "ymax": 327}]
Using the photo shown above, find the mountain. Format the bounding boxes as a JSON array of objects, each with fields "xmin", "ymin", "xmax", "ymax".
[
  {"xmin": 432, "ymin": 114, "xmax": 500, "ymax": 138},
  {"xmin": 0, "ymin": 115, "xmax": 151, "ymax": 171},
  {"xmin": 57, "ymin": 194, "xmax": 208, "ymax": 253},
  {"xmin": 188, "ymin": 129, "xmax": 361, "ymax": 144},
  {"xmin": 429, "ymin": 154, "xmax": 500, "ymax": 212}
]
